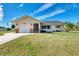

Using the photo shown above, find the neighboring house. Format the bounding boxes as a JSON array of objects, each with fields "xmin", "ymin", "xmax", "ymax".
[
  {"xmin": 0, "ymin": 26, "xmax": 6, "ymax": 31},
  {"xmin": 12, "ymin": 16, "xmax": 64, "ymax": 33}
]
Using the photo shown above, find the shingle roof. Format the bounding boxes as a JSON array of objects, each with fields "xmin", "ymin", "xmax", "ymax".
[{"xmin": 42, "ymin": 21, "xmax": 64, "ymax": 25}]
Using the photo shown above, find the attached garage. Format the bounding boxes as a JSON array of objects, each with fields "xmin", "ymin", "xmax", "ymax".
[{"xmin": 19, "ymin": 24, "xmax": 30, "ymax": 33}]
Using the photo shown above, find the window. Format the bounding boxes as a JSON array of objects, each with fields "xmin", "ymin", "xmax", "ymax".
[
  {"xmin": 42, "ymin": 25, "xmax": 50, "ymax": 29},
  {"xmin": 56, "ymin": 25, "xmax": 61, "ymax": 28}
]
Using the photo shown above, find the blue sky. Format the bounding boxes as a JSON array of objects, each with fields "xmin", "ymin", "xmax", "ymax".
[{"xmin": 0, "ymin": 3, "xmax": 79, "ymax": 27}]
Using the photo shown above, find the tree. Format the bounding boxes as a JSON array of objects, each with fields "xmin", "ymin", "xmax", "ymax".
[
  {"xmin": 7, "ymin": 28, "xmax": 11, "ymax": 31},
  {"xmin": 76, "ymin": 22, "xmax": 79, "ymax": 31},
  {"xmin": 64, "ymin": 22, "xmax": 75, "ymax": 32},
  {"xmin": 11, "ymin": 25, "xmax": 15, "ymax": 29}
]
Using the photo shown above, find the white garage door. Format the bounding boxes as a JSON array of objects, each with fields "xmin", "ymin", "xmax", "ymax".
[{"xmin": 19, "ymin": 24, "xmax": 30, "ymax": 33}]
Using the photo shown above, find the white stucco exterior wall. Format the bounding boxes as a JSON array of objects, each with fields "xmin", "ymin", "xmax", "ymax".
[{"xmin": 13, "ymin": 16, "xmax": 40, "ymax": 33}]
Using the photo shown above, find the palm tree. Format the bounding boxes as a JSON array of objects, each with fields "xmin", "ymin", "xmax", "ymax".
[
  {"xmin": 11, "ymin": 24, "xmax": 15, "ymax": 29},
  {"xmin": 76, "ymin": 22, "xmax": 79, "ymax": 31},
  {"xmin": 64, "ymin": 22, "xmax": 75, "ymax": 32}
]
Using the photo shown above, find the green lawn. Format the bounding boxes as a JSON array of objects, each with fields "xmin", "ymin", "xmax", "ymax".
[
  {"xmin": 0, "ymin": 31, "xmax": 5, "ymax": 35},
  {"xmin": 0, "ymin": 32, "xmax": 79, "ymax": 56},
  {"xmin": 0, "ymin": 30, "xmax": 15, "ymax": 35}
]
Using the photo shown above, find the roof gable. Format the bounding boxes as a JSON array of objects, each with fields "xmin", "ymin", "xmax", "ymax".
[{"xmin": 12, "ymin": 16, "xmax": 40, "ymax": 23}]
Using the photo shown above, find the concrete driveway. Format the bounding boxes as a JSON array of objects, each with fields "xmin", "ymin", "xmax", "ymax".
[{"xmin": 0, "ymin": 33, "xmax": 33, "ymax": 45}]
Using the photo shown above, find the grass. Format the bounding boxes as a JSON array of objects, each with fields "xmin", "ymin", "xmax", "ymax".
[
  {"xmin": 0, "ymin": 31, "xmax": 5, "ymax": 35},
  {"xmin": 0, "ymin": 32, "xmax": 79, "ymax": 56},
  {"xmin": 0, "ymin": 30, "xmax": 15, "ymax": 35}
]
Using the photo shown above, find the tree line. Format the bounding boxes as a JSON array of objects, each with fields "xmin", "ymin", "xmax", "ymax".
[{"xmin": 64, "ymin": 22, "xmax": 79, "ymax": 32}]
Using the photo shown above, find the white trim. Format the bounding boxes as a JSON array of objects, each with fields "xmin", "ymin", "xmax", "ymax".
[{"xmin": 39, "ymin": 22, "xmax": 41, "ymax": 33}]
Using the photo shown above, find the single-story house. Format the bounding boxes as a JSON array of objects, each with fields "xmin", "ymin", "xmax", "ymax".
[
  {"xmin": 0, "ymin": 26, "xmax": 6, "ymax": 31},
  {"xmin": 12, "ymin": 16, "xmax": 65, "ymax": 33}
]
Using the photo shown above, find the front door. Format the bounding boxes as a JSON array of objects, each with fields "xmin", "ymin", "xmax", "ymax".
[{"xmin": 33, "ymin": 23, "xmax": 39, "ymax": 33}]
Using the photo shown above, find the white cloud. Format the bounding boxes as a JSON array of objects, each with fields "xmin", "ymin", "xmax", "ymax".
[
  {"xmin": 0, "ymin": 5, "xmax": 4, "ymax": 21},
  {"xmin": 36, "ymin": 9, "xmax": 65, "ymax": 20},
  {"xmin": 10, "ymin": 17, "xmax": 16, "ymax": 22},
  {"xmin": 12, "ymin": 17, "xmax": 16, "ymax": 20},
  {"xmin": 31, "ymin": 3, "xmax": 56, "ymax": 15},
  {"xmin": 9, "ymin": 17, "xmax": 16, "ymax": 26},
  {"xmin": 35, "ymin": 3, "xmax": 78, "ymax": 20},
  {"xmin": 18, "ymin": 4, "xmax": 24, "ymax": 8},
  {"xmin": 0, "ymin": 5, "xmax": 3, "ymax": 8}
]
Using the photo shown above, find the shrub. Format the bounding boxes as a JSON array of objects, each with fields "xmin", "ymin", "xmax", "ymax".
[{"xmin": 7, "ymin": 28, "xmax": 11, "ymax": 31}]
